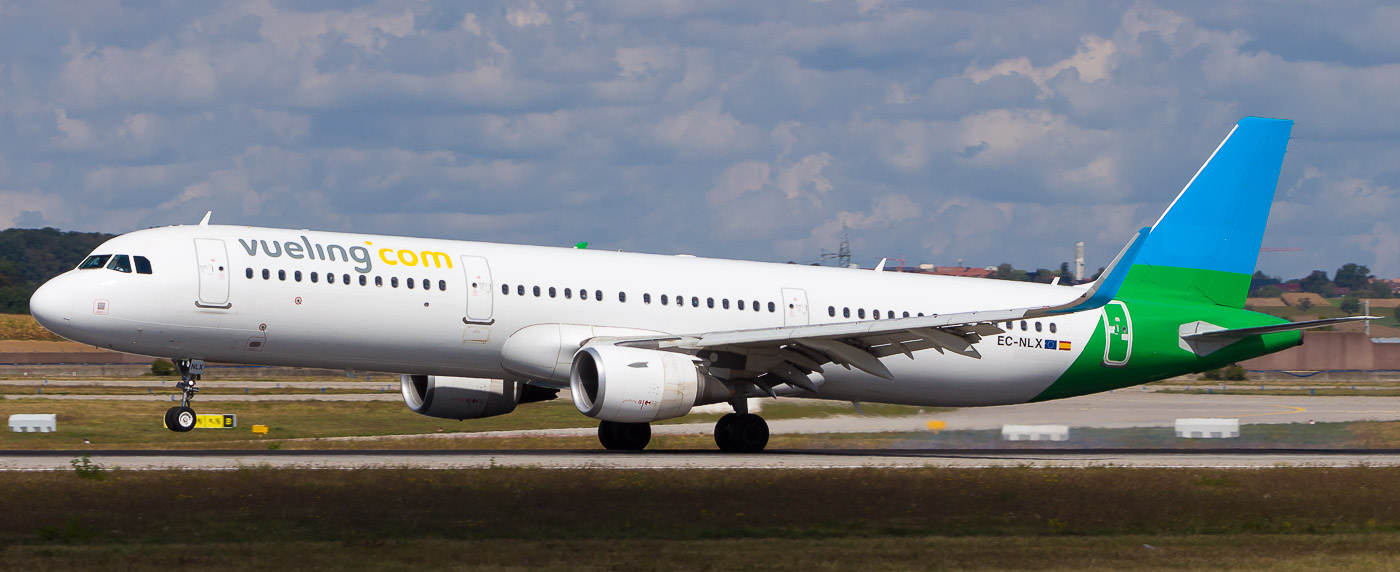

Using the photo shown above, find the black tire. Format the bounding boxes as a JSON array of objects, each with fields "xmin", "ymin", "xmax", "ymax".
[
  {"xmin": 166, "ymin": 406, "xmax": 196, "ymax": 433},
  {"xmin": 730, "ymin": 414, "xmax": 769, "ymax": 453},
  {"xmin": 714, "ymin": 413, "xmax": 737, "ymax": 451},
  {"xmin": 599, "ymin": 421, "xmax": 650, "ymax": 451},
  {"xmin": 597, "ymin": 421, "xmax": 618, "ymax": 450}
]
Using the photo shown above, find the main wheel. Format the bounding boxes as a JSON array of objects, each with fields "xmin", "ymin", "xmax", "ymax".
[
  {"xmin": 724, "ymin": 414, "xmax": 768, "ymax": 453},
  {"xmin": 165, "ymin": 406, "xmax": 196, "ymax": 433},
  {"xmin": 598, "ymin": 421, "xmax": 651, "ymax": 451},
  {"xmin": 714, "ymin": 413, "xmax": 738, "ymax": 451}
]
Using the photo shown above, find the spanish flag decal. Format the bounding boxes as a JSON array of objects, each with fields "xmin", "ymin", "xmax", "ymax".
[{"xmin": 1059, "ymin": 341, "xmax": 1072, "ymax": 351}]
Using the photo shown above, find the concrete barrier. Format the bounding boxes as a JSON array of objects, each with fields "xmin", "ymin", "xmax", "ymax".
[
  {"xmin": 1001, "ymin": 424, "xmax": 1069, "ymax": 441},
  {"xmin": 1175, "ymin": 418, "xmax": 1240, "ymax": 438},
  {"xmin": 9, "ymin": 414, "xmax": 56, "ymax": 433}
]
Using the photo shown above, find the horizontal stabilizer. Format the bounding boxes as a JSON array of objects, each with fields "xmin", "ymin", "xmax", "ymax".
[{"xmin": 1181, "ymin": 316, "xmax": 1379, "ymax": 341}]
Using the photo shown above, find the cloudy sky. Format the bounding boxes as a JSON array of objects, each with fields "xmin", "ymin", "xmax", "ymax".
[{"xmin": 3, "ymin": 1, "xmax": 1400, "ymax": 279}]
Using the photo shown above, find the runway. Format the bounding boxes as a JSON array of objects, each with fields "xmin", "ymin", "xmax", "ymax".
[{"xmin": 6, "ymin": 448, "xmax": 1400, "ymax": 470}]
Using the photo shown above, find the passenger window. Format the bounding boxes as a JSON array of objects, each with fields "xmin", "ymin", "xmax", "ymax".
[
  {"xmin": 79, "ymin": 255, "xmax": 111, "ymax": 270},
  {"xmin": 723, "ymin": 299, "xmax": 730, "ymax": 309},
  {"xmin": 888, "ymin": 311, "xmax": 894, "ymax": 319},
  {"xmin": 565, "ymin": 288, "xmax": 572, "ymax": 299},
  {"xmin": 873, "ymin": 309, "xmax": 880, "ymax": 320},
  {"xmin": 278, "ymin": 270, "xmax": 286, "ymax": 281},
  {"xmin": 327, "ymin": 273, "xmax": 336, "ymax": 284},
  {"xmin": 754, "ymin": 301, "xmax": 760, "ymax": 312},
  {"xmin": 843, "ymin": 307, "xmax": 850, "ymax": 318},
  {"xmin": 902, "ymin": 311, "xmax": 910, "ymax": 318},
  {"xmin": 533, "ymin": 286, "xmax": 541, "ymax": 297},
  {"xmin": 644, "ymin": 293, "xmax": 651, "ymax": 304},
  {"xmin": 246, "ymin": 268, "xmax": 254, "ymax": 279},
  {"xmin": 390, "ymin": 277, "xmax": 398, "ymax": 288},
  {"xmin": 828, "ymin": 306, "xmax": 836, "ymax": 317},
  {"xmin": 1035, "ymin": 322, "xmax": 1042, "ymax": 332},
  {"xmin": 582, "ymin": 289, "xmax": 590, "ymax": 300},
  {"xmin": 344, "ymin": 274, "xmax": 351, "ymax": 285},
  {"xmin": 858, "ymin": 308, "xmax": 866, "ymax": 319},
  {"xmin": 661, "ymin": 294, "xmax": 669, "ymax": 305},
  {"xmin": 295, "ymin": 271, "xmax": 303, "ymax": 282},
  {"xmin": 106, "ymin": 255, "xmax": 132, "ymax": 273},
  {"xmin": 359, "ymin": 275, "xmax": 367, "ymax": 286},
  {"xmin": 1020, "ymin": 321, "xmax": 1028, "ymax": 331},
  {"xmin": 311, "ymin": 272, "xmax": 319, "ymax": 283},
  {"xmin": 134, "ymin": 256, "xmax": 153, "ymax": 274},
  {"xmin": 502, "ymin": 284, "xmax": 509, "ymax": 295},
  {"xmin": 738, "ymin": 300, "xmax": 746, "ymax": 310},
  {"xmin": 262, "ymin": 268, "xmax": 270, "ymax": 280},
  {"xmin": 767, "ymin": 301, "xmax": 776, "ymax": 313},
  {"xmin": 374, "ymin": 276, "xmax": 382, "ymax": 287},
  {"xmin": 619, "ymin": 292, "xmax": 627, "ymax": 303},
  {"xmin": 692, "ymin": 296, "xmax": 700, "ymax": 308},
  {"xmin": 595, "ymin": 290, "xmax": 602, "ymax": 302},
  {"xmin": 549, "ymin": 287, "xmax": 556, "ymax": 298},
  {"xmin": 1049, "ymin": 323, "xmax": 1058, "ymax": 334},
  {"xmin": 707, "ymin": 297, "xmax": 714, "ymax": 309},
  {"xmin": 517, "ymin": 285, "xmax": 524, "ymax": 296},
  {"xmin": 407, "ymin": 278, "xmax": 415, "ymax": 289}
]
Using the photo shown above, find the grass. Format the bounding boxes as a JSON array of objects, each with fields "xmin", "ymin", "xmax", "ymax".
[
  {"xmin": 0, "ymin": 313, "xmax": 62, "ymax": 340},
  {"xmin": 9, "ymin": 467, "xmax": 1400, "ymax": 569}
]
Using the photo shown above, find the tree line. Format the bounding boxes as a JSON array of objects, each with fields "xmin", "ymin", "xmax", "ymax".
[{"xmin": 0, "ymin": 228, "xmax": 115, "ymax": 314}]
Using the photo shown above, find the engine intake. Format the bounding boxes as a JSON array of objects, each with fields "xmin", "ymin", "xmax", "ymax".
[
  {"xmin": 401, "ymin": 375, "xmax": 554, "ymax": 420},
  {"xmin": 570, "ymin": 345, "xmax": 726, "ymax": 423}
]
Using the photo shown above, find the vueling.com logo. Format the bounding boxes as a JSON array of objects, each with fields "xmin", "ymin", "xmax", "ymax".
[{"xmin": 238, "ymin": 236, "xmax": 453, "ymax": 274}]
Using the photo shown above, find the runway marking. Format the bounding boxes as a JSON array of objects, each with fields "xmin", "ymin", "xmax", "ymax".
[{"xmin": 1240, "ymin": 405, "xmax": 1306, "ymax": 417}]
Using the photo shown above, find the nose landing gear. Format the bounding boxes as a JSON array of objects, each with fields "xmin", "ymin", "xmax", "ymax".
[{"xmin": 164, "ymin": 359, "xmax": 204, "ymax": 433}]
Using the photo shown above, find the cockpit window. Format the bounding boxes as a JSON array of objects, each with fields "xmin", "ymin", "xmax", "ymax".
[
  {"xmin": 134, "ymin": 256, "xmax": 153, "ymax": 275},
  {"xmin": 107, "ymin": 254, "xmax": 133, "ymax": 273},
  {"xmin": 79, "ymin": 255, "xmax": 111, "ymax": 269}
]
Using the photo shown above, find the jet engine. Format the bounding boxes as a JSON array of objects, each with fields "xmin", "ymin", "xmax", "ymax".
[
  {"xmin": 401, "ymin": 375, "xmax": 555, "ymax": 420},
  {"xmin": 569, "ymin": 344, "xmax": 729, "ymax": 423}
]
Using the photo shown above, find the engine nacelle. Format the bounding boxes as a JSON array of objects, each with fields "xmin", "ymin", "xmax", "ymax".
[
  {"xmin": 400, "ymin": 375, "xmax": 523, "ymax": 420},
  {"xmin": 570, "ymin": 345, "xmax": 726, "ymax": 423}
]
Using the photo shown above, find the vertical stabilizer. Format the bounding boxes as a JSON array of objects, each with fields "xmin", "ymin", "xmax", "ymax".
[{"xmin": 1119, "ymin": 117, "xmax": 1292, "ymax": 307}]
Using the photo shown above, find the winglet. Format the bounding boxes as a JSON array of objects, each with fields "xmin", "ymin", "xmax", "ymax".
[
  {"xmin": 198, "ymin": 211, "xmax": 212, "ymax": 226},
  {"xmin": 1029, "ymin": 226, "xmax": 1150, "ymax": 317}
]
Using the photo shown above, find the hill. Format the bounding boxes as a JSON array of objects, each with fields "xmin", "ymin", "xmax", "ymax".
[{"xmin": 0, "ymin": 227, "xmax": 115, "ymax": 314}]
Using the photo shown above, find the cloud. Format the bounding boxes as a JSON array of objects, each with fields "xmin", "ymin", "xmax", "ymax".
[{"xmin": 5, "ymin": 1, "xmax": 1400, "ymax": 279}]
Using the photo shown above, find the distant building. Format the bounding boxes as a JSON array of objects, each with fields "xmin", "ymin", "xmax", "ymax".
[{"xmin": 928, "ymin": 266, "xmax": 995, "ymax": 278}]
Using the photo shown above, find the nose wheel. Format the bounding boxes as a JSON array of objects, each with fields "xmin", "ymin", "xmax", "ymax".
[{"xmin": 165, "ymin": 359, "xmax": 205, "ymax": 433}]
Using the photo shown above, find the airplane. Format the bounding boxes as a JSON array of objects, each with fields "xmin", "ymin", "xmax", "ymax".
[{"xmin": 27, "ymin": 117, "xmax": 1372, "ymax": 452}]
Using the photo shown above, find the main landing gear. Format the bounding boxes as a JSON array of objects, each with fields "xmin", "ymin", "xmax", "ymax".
[
  {"xmin": 164, "ymin": 359, "xmax": 204, "ymax": 433},
  {"xmin": 594, "ymin": 410, "xmax": 771, "ymax": 453},
  {"xmin": 598, "ymin": 420, "xmax": 651, "ymax": 450},
  {"xmin": 714, "ymin": 413, "xmax": 769, "ymax": 453}
]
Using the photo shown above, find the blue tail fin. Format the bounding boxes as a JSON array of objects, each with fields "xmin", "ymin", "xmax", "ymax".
[{"xmin": 1120, "ymin": 117, "xmax": 1293, "ymax": 307}]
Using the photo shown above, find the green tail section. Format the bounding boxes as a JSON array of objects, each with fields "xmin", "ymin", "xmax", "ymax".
[{"xmin": 1030, "ymin": 118, "xmax": 1302, "ymax": 402}]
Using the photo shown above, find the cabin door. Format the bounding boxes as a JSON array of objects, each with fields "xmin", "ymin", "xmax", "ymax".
[
  {"xmin": 194, "ymin": 238, "xmax": 231, "ymax": 309},
  {"xmin": 461, "ymin": 255, "xmax": 494, "ymax": 324},
  {"xmin": 1102, "ymin": 301, "xmax": 1132, "ymax": 367}
]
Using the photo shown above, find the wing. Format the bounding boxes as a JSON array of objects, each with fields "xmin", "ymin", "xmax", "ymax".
[{"xmin": 615, "ymin": 227, "xmax": 1150, "ymax": 394}]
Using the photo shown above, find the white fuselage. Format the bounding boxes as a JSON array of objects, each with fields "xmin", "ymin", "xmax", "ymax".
[{"xmin": 30, "ymin": 224, "xmax": 1102, "ymax": 407}]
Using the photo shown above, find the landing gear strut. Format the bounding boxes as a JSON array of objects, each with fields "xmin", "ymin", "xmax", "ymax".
[
  {"xmin": 164, "ymin": 359, "xmax": 204, "ymax": 433},
  {"xmin": 715, "ymin": 413, "xmax": 769, "ymax": 453},
  {"xmin": 597, "ymin": 420, "xmax": 651, "ymax": 450}
]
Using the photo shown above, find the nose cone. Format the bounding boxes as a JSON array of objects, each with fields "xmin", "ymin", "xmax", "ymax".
[{"xmin": 29, "ymin": 278, "xmax": 73, "ymax": 336}]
